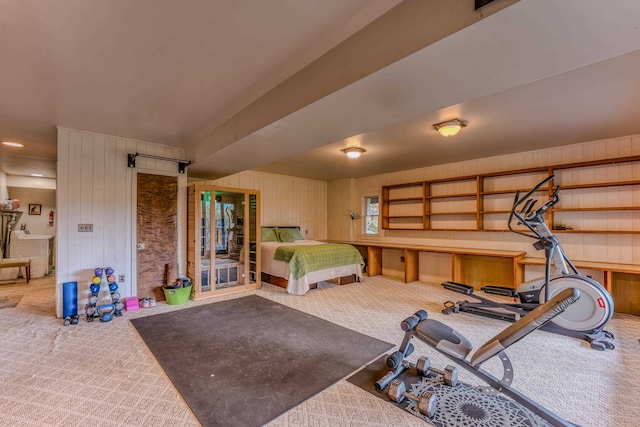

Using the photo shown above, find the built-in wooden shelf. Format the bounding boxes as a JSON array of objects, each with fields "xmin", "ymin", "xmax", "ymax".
[
  {"xmin": 381, "ymin": 155, "xmax": 640, "ymax": 234},
  {"xmin": 427, "ymin": 193, "xmax": 477, "ymax": 199}
]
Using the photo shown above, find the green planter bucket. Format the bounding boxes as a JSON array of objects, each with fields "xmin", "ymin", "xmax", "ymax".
[{"xmin": 163, "ymin": 285, "xmax": 192, "ymax": 305}]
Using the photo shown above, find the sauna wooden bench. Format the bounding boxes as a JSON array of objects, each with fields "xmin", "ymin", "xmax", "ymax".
[
  {"xmin": 332, "ymin": 241, "xmax": 526, "ymax": 288},
  {"xmin": 0, "ymin": 259, "xmax": 31, "ymax": 283}
]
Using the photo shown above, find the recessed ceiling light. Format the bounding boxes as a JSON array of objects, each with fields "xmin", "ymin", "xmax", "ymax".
[
  {"xmin": 30, "ymin": 174, "xmax": 44, "ymax": 177},
  {"xmin": 2, "ymin": 141, "xmax": 24, "ymax": 147}
]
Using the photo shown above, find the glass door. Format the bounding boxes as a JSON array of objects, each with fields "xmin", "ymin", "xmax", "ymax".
[
  {"xmin": 189, "ymin": 184, "xmax": 260, "ymax": 300},
  {"xmin": 213, "ymin": 190, "xmax": 245, "ymax": 290}
]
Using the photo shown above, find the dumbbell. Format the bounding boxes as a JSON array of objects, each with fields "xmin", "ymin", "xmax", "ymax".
[
  {"xmin": 114, "ymin": 300, "xmax": 124, "ymax": 317},
  {"xmin": 63, "ymin": 315, "xmax": 79, "ymax": 326},
  {"xmin": 416, "ymin": 356, "xmax": 459, "ymax": 387},
  {"xmin": 90, "ymin": 283, "xmax": 100, "ymax": 295},
  {"xmin": 85, "ymin": 304, "xmax": 96, "ymax": 322},
  {"xmin": 388, "ymin": 379, "xmax": 437, "ymax": 418}
]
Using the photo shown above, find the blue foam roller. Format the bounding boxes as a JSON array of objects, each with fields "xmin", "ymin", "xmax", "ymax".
[{"xmin": 62, "ymin": 281, "xmax": 78, "ymax": 317}]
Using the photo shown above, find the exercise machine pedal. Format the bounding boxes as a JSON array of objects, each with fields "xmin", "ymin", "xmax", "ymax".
[
  {"xmin": 481, "ymin": 286, "xmax": 518, "ymax": 297},
  {"xmin": 442, "ymin": 281, "xmax": 474, "ymax": 294}
]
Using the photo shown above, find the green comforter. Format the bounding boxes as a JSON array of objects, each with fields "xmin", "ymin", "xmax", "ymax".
[{"xmin": 274, "ymin": 243, "xmax": 364, "ymax": 280}]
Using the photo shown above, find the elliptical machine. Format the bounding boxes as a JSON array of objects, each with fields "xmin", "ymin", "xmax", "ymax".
[{"xmin": 442, "ymin": 175, "xmax": 615, "ymax": 350}]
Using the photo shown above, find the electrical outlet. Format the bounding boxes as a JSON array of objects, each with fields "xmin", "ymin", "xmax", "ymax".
[
  {"xmin": 78, "ymin": 224, "xmax": 93, "ymax": 232},
  {"xmin": 400, "ymin": 256, "xmax": 405, "ymax": 262},
  {"xmin": 118, "ymin": 274, "xmax": 125, "ymax": 282}
]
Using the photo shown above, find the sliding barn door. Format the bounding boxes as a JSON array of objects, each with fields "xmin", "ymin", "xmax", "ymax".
[{"xmin": 137, "ymin": 173, "xmax": 178, "ymax": 299}]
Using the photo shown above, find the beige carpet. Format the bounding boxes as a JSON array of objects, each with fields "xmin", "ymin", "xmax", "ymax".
[{"xmin": 0, "ymin": 275, "xmax": 638, "ymax": 426}]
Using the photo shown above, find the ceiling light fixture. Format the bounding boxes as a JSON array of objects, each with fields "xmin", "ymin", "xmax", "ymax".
[
  {"xmin": 433, "ymin": 118, "xmax": 467, "ymax": 137},
  {"xmin": 341, "ymin": 147, "xmax": 366, "ymax": 159},
  {"xmin": 2, "ymin": 141, "xmax": 24, "ymax": 147},
  {"xmin": 30, "ymin": 174, "xmax": 44, "ymax": 177}
]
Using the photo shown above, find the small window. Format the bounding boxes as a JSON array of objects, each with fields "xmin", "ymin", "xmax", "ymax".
[{"xmin": 365, "ymin": 196, "xmax": 379, "ymax": 235}]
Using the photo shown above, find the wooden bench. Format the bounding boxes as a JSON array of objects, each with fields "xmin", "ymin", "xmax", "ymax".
[
  {"xmin": 0, "ymin": 259, "xmax": 31, "ymax": 283},
  {"xmin": 519, "ymin": 257, "xmax": 640, "ymax": 315},
  {"xmin": 331, "ymin": 241, "xmax": 526, "ymax": 289}
]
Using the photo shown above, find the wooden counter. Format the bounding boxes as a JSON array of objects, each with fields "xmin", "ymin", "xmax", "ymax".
[
  {"xmin": 330, "ymin": 240, "xmax": 638, "ymax": 315},
  {"xmin": 332, "ymin": 241, "xmax": 526, "ymax": 289}
]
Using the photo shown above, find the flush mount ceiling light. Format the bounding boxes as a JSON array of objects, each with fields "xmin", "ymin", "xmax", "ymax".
[
  {"xmin": 341, "ymin": 147, "xmax": 366, "ymax": 159},
  {"xmin": 433, "ymin": 118, "xmax": 467, "ymax": 137},
  {"xmin": 2, "ymin": 141, "xmax": 24, "ymax": 147}
]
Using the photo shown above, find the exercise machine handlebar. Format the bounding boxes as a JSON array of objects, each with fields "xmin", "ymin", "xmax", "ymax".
[{"xmin": 508, "ymin": 175, "xmax": 560, "ymax": 240}]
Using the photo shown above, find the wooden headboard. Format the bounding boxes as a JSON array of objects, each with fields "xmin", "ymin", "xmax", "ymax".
[{"xmin": 262, "ymin": 226, "xmax": 300, "ymax": 231}]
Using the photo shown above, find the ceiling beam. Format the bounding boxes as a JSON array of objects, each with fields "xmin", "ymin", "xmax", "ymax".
[{"xmin": 186, "ymin": 0, "xmax": 518, "ymax": 178}]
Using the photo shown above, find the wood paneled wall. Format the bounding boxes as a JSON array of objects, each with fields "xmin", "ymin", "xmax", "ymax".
[
  {"xmin": 198, "ymin": 171, "xmax": 327, "ymax": 240},
  {"xmin": 327, "ymin": 178, "xmax": 354, "ymax": 241},
  {"xmin": 332, "ymin": 134, "xmax": 640, "ymax": 265},
  {"xmin": 56, "ymin": 127, "xmax": 187, "ymax": 317}
]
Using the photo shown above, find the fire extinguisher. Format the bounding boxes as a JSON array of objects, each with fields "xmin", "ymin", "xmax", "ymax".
[{"xmin": 49, "ymin": 210, "xmax": 55, "ymax": 227}]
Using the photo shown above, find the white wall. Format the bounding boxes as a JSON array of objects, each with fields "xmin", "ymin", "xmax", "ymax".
[
  {"xmin": 7, "ymin": 187, "xmax": 56, "ymax": 236},
  {"xmin": 0, "ymin": 172, "xmax": 7, "ymax": 202},
  {"xmin": 333, "ymin": 134, "xmax": 640, "ymax": 265},
  {"xmin": 6, "ymin": 176, "xmax": 56, "ymax": 190},
  {"xmin": 55, "ymin": 127, "xmax": 187, "ymax": 317}
]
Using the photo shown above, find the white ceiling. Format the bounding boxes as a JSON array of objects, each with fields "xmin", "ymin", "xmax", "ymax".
[{"xmin": 2, "ymin": 0, "xmax": 640, "ymax": 182}]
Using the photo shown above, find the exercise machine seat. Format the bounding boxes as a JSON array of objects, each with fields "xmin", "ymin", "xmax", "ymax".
[
  {"xmin": 414, "ymin": 320, "xmax": 474, "ymax": 360},
  {"xmin": 470, "ymin": 287, "xmax": 580, "ymax": 366}
]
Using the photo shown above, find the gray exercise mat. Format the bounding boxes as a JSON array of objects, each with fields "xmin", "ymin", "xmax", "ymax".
[{"xmin": 131, "ymin": 295, "xmax": 393, "ymax": 427}]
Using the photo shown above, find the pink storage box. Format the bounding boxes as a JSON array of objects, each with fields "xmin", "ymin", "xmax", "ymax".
[{"xmin": 123, "ymin": 297, "xmax": 140, "ymax": 311}]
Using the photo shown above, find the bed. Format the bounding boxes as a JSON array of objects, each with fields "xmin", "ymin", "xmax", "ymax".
[{"xmin": 260, "ymin": 227, "xmax": 364, "ymax": 295}]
